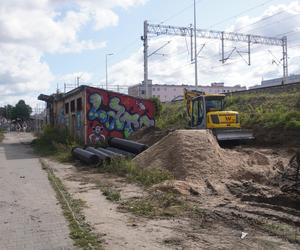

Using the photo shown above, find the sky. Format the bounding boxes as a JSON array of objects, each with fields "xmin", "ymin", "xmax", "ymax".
[{"xmin": 0, "ymin": 0, "xmax": 300, "ymax": 109}]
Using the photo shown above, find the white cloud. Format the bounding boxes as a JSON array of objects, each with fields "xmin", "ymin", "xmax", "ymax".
[
  {"xmin": 57, "ymin": 71, "xmax": 93, "ymax": 85},
  {"xmin": 109, "ymin": 1, "xmax": 300, "ymax": 88},
  {"xmin": 0, "ymin": 0, "xmax": 146, "ymax": 107}
]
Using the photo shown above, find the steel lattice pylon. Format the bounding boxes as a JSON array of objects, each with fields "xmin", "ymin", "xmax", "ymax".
[{"xmin": 141, "ymin": 20, "xmax": 288, "ymax": 96}]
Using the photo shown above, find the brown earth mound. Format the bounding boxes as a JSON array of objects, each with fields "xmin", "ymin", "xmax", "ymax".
[{"xmin": 133, "ymin": 130, "xmax": 249, "ymax": 184}]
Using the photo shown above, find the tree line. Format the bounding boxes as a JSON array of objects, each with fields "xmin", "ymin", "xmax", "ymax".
[{"xmin": 0, "ymin": 100, "xmax": 32, "ymax": 120}]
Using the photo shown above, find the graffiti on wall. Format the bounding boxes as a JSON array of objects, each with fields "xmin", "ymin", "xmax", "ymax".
[{"xmin": 86, "ymin": 87, "xmax": 155, "ymax": 143}]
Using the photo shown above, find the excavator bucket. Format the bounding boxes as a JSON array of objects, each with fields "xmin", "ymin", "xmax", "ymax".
[{"xmin": 213, "ymin": 129, "xmax": 255, "ymax": 142}]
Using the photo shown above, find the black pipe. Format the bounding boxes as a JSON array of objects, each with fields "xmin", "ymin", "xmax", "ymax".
[
  {"xmin": 106, "ymin": 147, "xmax": 135, "ymax": 158},
  {"xmin": 108, "ymin": 137, "xmax": 148, "ymax": 154},
  {"xmin": 85, "ymin": 147, "xmax": 111, "ymax": 162},
  {"xmin": 72, "ymin": 148, "xmax": 99, "ymax": 165},
  {"xmin": 95, "ymin": 147, "xmax": 124, "ymax": 158}
]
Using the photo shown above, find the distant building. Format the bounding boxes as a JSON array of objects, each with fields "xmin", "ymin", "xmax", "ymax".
[
  {"xmin": 250, "ymin": 74, "xmax": 300, "ymax": 89},
  {"xmin": 128, "ymin": 82, "xmax": 246, "ymax": 102}
]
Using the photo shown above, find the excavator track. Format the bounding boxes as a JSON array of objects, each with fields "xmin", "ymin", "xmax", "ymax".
[{"xmin": 213, "ymin": 128, "xmax": 254, "ymax": 141}]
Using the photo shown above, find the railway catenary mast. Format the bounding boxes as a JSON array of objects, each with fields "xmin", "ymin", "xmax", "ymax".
[{"xmin": 142, "ymin": 21, "xmax": 288, "ymax": 96}]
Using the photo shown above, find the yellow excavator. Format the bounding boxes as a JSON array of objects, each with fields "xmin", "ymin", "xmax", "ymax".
[{"xmin": 184, "ymin": 88, "xmax": 254, "ymax": 142}]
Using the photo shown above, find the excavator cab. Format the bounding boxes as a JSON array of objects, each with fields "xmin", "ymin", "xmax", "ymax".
[
  {"xmin": 186, "ymin": 89, "xmax": 254, "ymax": 142},
  {"xmin": 191, "ymin": 95, "xmax": 206, "ymax": 129}
]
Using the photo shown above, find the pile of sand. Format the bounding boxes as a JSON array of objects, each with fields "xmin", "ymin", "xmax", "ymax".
[
  {"xmin": 133, "ymin": 129, "xmax": 296, "ymax": 199},
  {"xmin": 133, "ymin": 130, "xmax": 249, "ymax": 184}
]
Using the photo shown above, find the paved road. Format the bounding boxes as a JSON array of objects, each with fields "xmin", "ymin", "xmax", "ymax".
[{"xmin": 0, "ymin": 133, "xmax": 75, "ymax": 250}]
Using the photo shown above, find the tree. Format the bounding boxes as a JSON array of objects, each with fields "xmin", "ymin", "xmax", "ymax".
[
  {"xmin": 11, "ymin": 100, "xmax": 32, "ymax": 120},
  {"xmin": 0, "ymin": 100, "xmax": 32, "ymax": 120},
  {"xmin": 0, "ymin": 105, "xmax": 14, "ymax": 119}
]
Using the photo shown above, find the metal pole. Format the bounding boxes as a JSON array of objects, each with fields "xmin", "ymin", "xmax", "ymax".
[
  {"xmin": 282, "ymin": 36, "xmax": 288, "ymax": 84},
  {"xmin": 105, "ymin": 53, "xmax": 113, "ymax": 90},
  {"xmin": 221, "ymin": 32, "xmax": 225, "ymax": 64},
  {"xmin": 143, "ymin": 20, "xmax": 149, "ymax": 97},
  {"xmin": 248, "ymin": 34, "xmax": 251, "ymax": 66},
  {"xmin": 194, "ymin": 0, "xmax": 198, "ymax": 86},
  {"xmin": 105, "ymin": 54, "xmax": 108, "ymax": 90},
  {"xmin": 190, "ymin": 24, "xmax": 193, "ymax": 62}
]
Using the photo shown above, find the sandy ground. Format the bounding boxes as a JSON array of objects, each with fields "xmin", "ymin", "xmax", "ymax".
[{"xmin": 43, "ymin": 149, "xmax": 300, "ymax": 250}]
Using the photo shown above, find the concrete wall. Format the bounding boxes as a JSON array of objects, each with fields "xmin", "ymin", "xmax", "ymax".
[{"xmin": 53, "ymin": 91, "xmax": 86, "ymax": 142}]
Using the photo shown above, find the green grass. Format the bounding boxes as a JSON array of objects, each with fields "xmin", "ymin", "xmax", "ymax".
[
  {"xmin": 122, "ymin": 191, "xmax": 185, "ymax": 217},
  {"xmin": 153, "ymin": 92, "xmax": 300, "ymax": 131},
  {"xmin": 155, "ymin": 102, "xmax": 188, "ymax": 130},
  {"xmin": 32, "ymin": 126, "xmax": 78, "ymax": 163},
  {"xmin": 101, "ymin": 187, "xmax": 121, "ymax": 202},
  {"xmin": 40, "ymin": 160, "xmax": 103, "ymax": 250},
  {"xmin": 0, "ymin": 129, "xmax": 4, "ymax": 142},
  {"xmin": 225, "ymin": 92, "xmax": 300, "ymax": 130},
  {"xmin": 99, "ymin": 158, "xmax": 173, "ymax": 187}
]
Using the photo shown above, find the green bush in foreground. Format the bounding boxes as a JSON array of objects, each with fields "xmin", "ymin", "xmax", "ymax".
[
  {"xmin": 100, "ymin": 159, "xmax": 173, "ymax": 187},
  {"xmin": 32, "ymin": 126, "xmax": 75, "ymax": 162}
]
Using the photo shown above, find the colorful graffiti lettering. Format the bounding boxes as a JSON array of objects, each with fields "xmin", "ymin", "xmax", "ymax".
[{"xmin": 86, "ymin": 87, "xmax": 155, "ymax": 143}]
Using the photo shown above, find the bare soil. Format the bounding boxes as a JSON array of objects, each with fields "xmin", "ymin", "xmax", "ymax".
[{"xmin": 43, "ymin": 142, "xmax": 300, "ymax": 250}]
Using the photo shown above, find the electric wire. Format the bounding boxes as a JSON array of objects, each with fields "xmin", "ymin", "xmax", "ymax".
[{"xmin": 208, "ymin": 0, "xmax": 277, "ymax": 28}]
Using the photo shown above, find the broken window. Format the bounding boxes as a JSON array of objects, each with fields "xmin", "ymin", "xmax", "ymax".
[
  {"xmin": 77, "ymin": 98, "xmax": 82, "ymax": 111},
  {"xmin": 71, "ymin": 100, "xmax": 75, "ymax": 112},
  {"xmin": 65, "ymin": 103, "xmax": 69, "ymax": 114}
]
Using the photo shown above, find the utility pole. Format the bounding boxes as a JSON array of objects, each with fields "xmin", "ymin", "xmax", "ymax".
[
  {"xmin": 282, "ymin": 36, "xmax": 288, "ymax": 84},
  {"xmin": 190, "ymin": 24, "xmax": 193, "ymax": 62},
  {"xmin": 76, "ymin": 76, "xmax": 80, "ymax": 87},
  {"xmin": 106, "ymin": 53, "xmax": 113, "ymax": 90},
  {"xmin": 143, "ymin": 20, "xmax": 149, "ymax": 97},
  {"xmin": 193, "ymin": 0, "xmax": 198, "ymax": 86}
]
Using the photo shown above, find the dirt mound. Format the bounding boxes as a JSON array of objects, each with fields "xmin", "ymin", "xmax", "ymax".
[
  {"xmin": 128, "ymin": 127, "xmax": 170, "ymax": 146},
  {"xmin": 133, "ymin": 130, "xmax": 247, "ymax": 183}
]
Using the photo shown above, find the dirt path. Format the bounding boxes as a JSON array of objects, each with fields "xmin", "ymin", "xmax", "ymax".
[
  {"xmin": 44, "ymin": 155, "xmax": 299, "ymax": 250},
  {"xmin": 0, "ymin": 132, "xmax": 75, "ymax": 250}
]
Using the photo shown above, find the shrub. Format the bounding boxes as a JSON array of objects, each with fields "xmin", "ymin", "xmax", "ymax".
[
  {"xmin": 32, "ymin": 126, "xmax": 75, "ymax": 161},
  {"xmin": 295, "ymin": 94, "xmax": 300, "ymax": 110},
  {"xmin": 224, "ymin": 92, "xmax": 300, "ymax": 130},
  {"xmin": 149, "ymin": 97, "xmax": 162, "ymax": 118},
  {"xmin": 156, "ymin": 102, "xmax": 188, "ymax": 129}
]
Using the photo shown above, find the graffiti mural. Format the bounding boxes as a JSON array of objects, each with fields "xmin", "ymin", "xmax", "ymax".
[{"xmin": 86, "ymin": 87, "xmax": 155, "ymax": 143}]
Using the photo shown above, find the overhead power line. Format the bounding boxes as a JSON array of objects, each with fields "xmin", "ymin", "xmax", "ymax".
[
  {"xmin": 245, "ymin": 12, "xmax": 300, "ymax": 34},
  {"xmin": 160, "ymin": 0, "xmax": 204, "ymax": 24},
  {"xmin": 235, "ymin": 10, "xmax": 285, "ymax": 32},
  {"xmin": 208, "ymin": 0, "xmax": 277, "ymax": 28}
]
